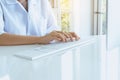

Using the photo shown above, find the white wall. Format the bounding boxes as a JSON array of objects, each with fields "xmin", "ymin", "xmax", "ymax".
[
  {"xmin": 107, "ymin": 0, "xmax": 120, "ymax": 79},
  {"xmin": 72, "ymin": 0, "xmax": 94, "ymax": 38},
  {"xmin": 107, "ymin": 48, "xmax": 119, "ymax": 80},
  {"xmin": 107, "ymin": 0, "xmax": 120, "ymax": 49}
]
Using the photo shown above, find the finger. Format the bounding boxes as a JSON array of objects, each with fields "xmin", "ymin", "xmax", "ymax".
[
  {"xmin": 67, "ymin": 32, "xmax": 74, "ymax": 41},
  {"xmin": 56, "ymin": 31, "xmax": 70, "ymax": 39},
  {"xmin": 56, "ymin": 33, "xmax": 66, "ymax": 42},
  {"xmin": 56, "ymin": 31, "xmax": 63, "ymax": 33},
  {"xmin": 49, "ymin": 37, "xmax": 61, "ymax": 43},
  {"xmin": 50, "ymin": 31, "xmax": 66, "ymax": 42},
  {"xmin": 70, "ymin": 32, "xmax": 80, "ymax": 40},
  {"xmin": 54, "ymin": 31, "xmax": 75, "ymax": 42},
  {"xmin": 53, "ymin": 37, "xmax": 61, "ymax": 41},
  {"xmin": 62, "ymin": 32, "xmax": 70, "ymax": 38}
]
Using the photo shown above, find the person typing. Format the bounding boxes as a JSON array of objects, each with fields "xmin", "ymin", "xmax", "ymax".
[{"xmin": 0, "ymin": 0, "xmax": 80, "ymax": 46}]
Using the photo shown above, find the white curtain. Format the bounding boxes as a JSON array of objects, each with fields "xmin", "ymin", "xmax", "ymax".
[{"xmin": 72, "ymin": 0, "xmax": 94, "ymax": 38}]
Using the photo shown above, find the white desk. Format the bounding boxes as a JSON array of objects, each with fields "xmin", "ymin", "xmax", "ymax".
[{"xmin": 0, "ymin": 36, "xmax": 101, "ymax": 80}]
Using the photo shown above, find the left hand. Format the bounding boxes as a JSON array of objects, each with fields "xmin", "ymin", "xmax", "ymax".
[{"xmin": 56, "ymin": 31, "xmax": 80, "ymax": 42}]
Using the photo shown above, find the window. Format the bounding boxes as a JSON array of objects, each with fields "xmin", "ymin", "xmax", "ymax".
[
  {"xmin": 94, "ymin": 0, "xmax": 107, "ymax": 35},
  {"xmin": 49, "ymin": 0, "xmax": 72, "ymax": 32},
  {"xmin": 101, "ymin": 0, "xmax": 107, "ymax": 34},
  {"xmin": 60, "ymin": 0, "xmax": 72, "ymax": 32}
]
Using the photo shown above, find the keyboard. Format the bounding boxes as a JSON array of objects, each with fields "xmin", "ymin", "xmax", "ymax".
[{"xmin": 14, "ymin": 37, "xmax": 97, "ymax": 61}]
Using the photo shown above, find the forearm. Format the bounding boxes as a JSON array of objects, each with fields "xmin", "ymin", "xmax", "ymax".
[
  {"xmin": 0, "ymin": 33, "xmax": 43, "ymax": 46},
  {"xmin": 0, "ymin": 31, "xmax": 80, "ymax": 46}
]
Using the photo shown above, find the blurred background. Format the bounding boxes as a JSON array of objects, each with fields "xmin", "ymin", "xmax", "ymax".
[{"xmin": 1, "ymin": 0, "xmax": 120, "ymax": 80}]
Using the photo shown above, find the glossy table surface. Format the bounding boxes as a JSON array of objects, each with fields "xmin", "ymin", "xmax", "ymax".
[
  {"xmin": 0, "ymin": 36, "xmax": 97, "ymax": 60},
  {"xmin": 0, "ymin": 36, "xmax": 101, "ymax": 80}
]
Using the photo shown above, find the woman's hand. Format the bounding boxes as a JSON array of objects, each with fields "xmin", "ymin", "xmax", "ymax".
[{"xmin": 40, "ymin": 31, "xmax": 80, "ymax": 44}]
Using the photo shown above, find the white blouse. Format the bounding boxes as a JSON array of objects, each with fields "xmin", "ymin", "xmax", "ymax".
[{"xmin": 0, "ymin": 0, "xmax": 60, "ymax": 36}]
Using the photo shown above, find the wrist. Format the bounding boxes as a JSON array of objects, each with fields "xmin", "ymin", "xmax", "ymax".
[{"xmin": 35, "ymin": 36, "xmax": 43, "ymax": 44}]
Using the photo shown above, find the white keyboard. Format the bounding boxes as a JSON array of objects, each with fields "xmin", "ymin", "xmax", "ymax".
[{"xmin": 14, "ymin": 37, "xmax": 97, "ymax": 60}]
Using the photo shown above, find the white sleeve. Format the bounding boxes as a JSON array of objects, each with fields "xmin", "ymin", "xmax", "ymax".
[
  {"xmin": 46, "ymin": 0, "xmax": 61, "ymax": 34},
  {"xmin": 0, "ymin": 3, "xmax": 5, "ymax": 35}
]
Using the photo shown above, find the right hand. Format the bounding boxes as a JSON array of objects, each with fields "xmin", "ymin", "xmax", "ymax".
[{"xmin": 40, "ymin": 31, "xmax": 80, "ymax": 44}]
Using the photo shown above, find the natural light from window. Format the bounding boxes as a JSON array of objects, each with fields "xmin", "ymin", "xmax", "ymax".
[{"xmin": 60, "ymin": 0, "xmax": 72, "ymax": 32}]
